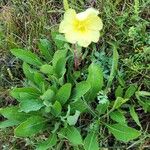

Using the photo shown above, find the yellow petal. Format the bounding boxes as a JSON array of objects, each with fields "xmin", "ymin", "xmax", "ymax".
[
  {"xmin": 65, "ymin": 32, "xmax": 77, "ymax": 44},
  {"xmin": 59, "ymin": 9, "xmax": 76, "ymax": 33},
  {"xmin": 76, "ymin": 32, "xmax": 92, "ymax": 47},
  {"xmin": 86, "ymin": 16, "xmax": 103, "ymax": 31},
  {"xmin": 64, "ymin": 9, "xmax": 76, "ymax": 22},
  {"xmin": 85, "ymin": 8, "xmax": 99, "ymax": 16},
  {"xmin": 76, "ymin": 11, "xmax": 88, "ymax": 20},
  {"xmin": 59, "ymin": 20, "xmax": 73, "ymax": 33},
  {"xmin": 77, "ymin": 39, "xmax": 91, "ymax": 47},
  {"xmin": 65, "ymin": 31, "xmax": 92, "ymax": 47},
  {"xmin": 76, "ymin": 8, "xmax": 99, "ymax": 21},
  {"xmin": 77, "ymin": 30, "xmax": 100, "ymax": 46},
  {"xmin": 86, "ymin": 30, "xmax": 100, "ymax": 42}
]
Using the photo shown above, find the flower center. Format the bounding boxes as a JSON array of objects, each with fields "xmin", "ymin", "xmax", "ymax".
[
  {"xmin": 78, "ymin": 24, "xmax": 86, "ymax": 32},
  {"xmin": 74, "ymin": 20, "xmax": 87, "ymax": 33}
]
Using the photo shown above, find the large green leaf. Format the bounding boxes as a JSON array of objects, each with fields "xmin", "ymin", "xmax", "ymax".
[
  {"xmin": 72, "ymin": 81, "xmax": 91, "ymax": 99},
  {"xmin": 110, "ymin": 111, "xmax": 126, "ymax": 124},
  {"xmin": 106, "ymin": 44, "xmax": 119, "ymax": 91},
  {"xmin": 41, "ymin": 89, "xmax": 55, "ymax": 102},
  {"xmin": 129, "ymin": 106, "xmax": 141, "ymax": 127},
  {"xmin": 59, "ymin": 126, "xmax": 82, "ymax": 145},
  {"xmin": 84, "ymin": 131, "xmax": 99, "ymax": 150},
  {"xmin": 36, "ymin": 133, "xmax": 57, "ymax": 150},
  {"xmin": 51, "ymin": 31, "xmax": 66, "ymax": 49},
  {"xmin": 11, "ymin": 49, "xmax": 43, "ymax": 67},
  {"xmin": 14, "ymin": 116, "xmax": 47, "ymax": 137},
  {"xmin": 52, "ymin": 50, "xmax": 67, "ymax": 78},
  {"xmin": 124, "ymin": 84, "xmax": 137, "ymax": 99},
  {"xmin": 113, "ymin": 97, "xmax": 129, "ymax": 109},
  {"xmin": 136, "ymin": 91, "xmax": 150, "ymax": 112},
  {"xmin": 0, "ymin": 120, "xmax": 19, "ymax": 128},
  {"xmin": 23, "ymin": 63, "xmax": 45, "ymax": 90},
  {"xmin": 56, "ymin": 83, "xmax": 72, "ymax": 105},
  {"xmin": 23, "ymin": 62, "xmax": 35, "ymax": 82},
  {"xmin": 106, "ymin": 123, "xmax": 141, "ymax": 142},
  {"xmin": 115, "ymin": 85, "xmax": 123, "ymax": 98},
  {"xmin": 96, "ymin": 101, "xmax": 109, "ymax": 115},
  {"xmin": 0, "ymin": 106, "xmax": 29, "ymax": 121},
  {"xmin": 34, "ymin": 72, "xmax": 45, "ymax": 88},
  {"xmin": 52, "ymin": 50, "xmax": 67, "ymax": 68},
  {"xmin": 19, "ymin": 99, "xmax": 44, "ymax": 113},
  {"xmin": 19, "ymin": 92, "xmax": 40, "ymax": 103},
  {"xmin": 70, "ymin": 98, "xmax": 87, "ymax": 112},
  {"xmin": 40, "ymin": 64, "xmax": 54, "ymax": 75},
  {"xmin": 51, "ymin": 101, "xmax": 62, "ymax": 117},
  {"xmin": 55, "ymin": 56, "xmax": 66, "ymax": 78},
  {"xmin": 67, "ymin": 110, "xmax": 80, "ymax": 125},
  {"xmin": 38, "ymin": 39, "xmax": 53, "ymax": 61},
  {"xmin": 86, "ymin": 63, "xmax": 103, "ymax": 101},
  {"xmin": 10, "ymin": 87, "xmax": 40, "ymax": 102}
]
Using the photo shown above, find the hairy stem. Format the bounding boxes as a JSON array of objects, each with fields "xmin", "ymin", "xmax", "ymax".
[{"xmin": 73, "ymin": 44, "xmax": 80, "ymax": 70}]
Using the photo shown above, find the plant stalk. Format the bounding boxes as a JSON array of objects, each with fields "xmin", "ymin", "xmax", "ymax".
[{"xmin": 73, "ymin": 44, "xmax": 80, "ymax": 70}]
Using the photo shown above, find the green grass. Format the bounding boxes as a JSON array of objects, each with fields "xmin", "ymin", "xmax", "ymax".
[{"xmin": 0, "ymin": 0, "xmax": 150, "ymax": 149}]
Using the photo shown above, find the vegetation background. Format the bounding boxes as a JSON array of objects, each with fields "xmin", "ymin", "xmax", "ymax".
[{"xmin": 0, "ymin": 0, "xmax": 150, "ymax": 149}]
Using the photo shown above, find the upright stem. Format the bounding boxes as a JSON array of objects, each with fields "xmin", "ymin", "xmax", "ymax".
[{"xmin": 73, "ymin": 44, "xmax": 80, "ymax": 70}]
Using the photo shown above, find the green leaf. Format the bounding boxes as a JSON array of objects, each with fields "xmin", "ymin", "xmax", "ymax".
[
  {"xmin": 136, "ymin": 91, "xmax": 150, "ymax": 113},
  {"xmin": 52, "ymin": 50, "xmax": 67, "ymax": 68},
  {"xmin": 113, "ymin": 97, "xmax": 129, "ymax": 109},
  {"xmin": 67, "ymin": 111, "xmax": 80, "ymax": 125},
  {"xmin": 110, "ymin": 111, "xmax": 126, "ymax": 124},
  {"xmin": 115, "ymin": 85, "xmax": 123, "ymax": 98},
  {"xmin": 106, "ymin": 44, "xmax": 119, "ymax": 91},
  {"xmin": 55, "ymin": 56, "xmax": 66, "ymax": 78},
  {"xmin": 124, "ymin": 84, "xmax": 137, "ymax": 99},
  {"xmin": 51, "ymin": 101, "xmax": 62, "ymax": 117},
  {"xmin": 0, "ymin": 106, "xmax": 29, "ymax": 121},
  {"xmin": 23, "ymin": 62, "xmax": 34, "ymax": 81},
  {"xmin": 14, "ymin": 116, "xmax": 47, "ymax": 137},
  {"xmin": 96, "ymin": 101, "xmax": 109, "ymax": 115},
  {"xmin": 56, "ymin": 83, "xmax": 72, "ymax": 105},
  {"xmin": 86, "ymin": 63, "xmax": 103, "ymax": 101},
  {"xmin": 23, "ymin": 64, "xmax": 45, "ymax": 91},
  {"xmin": 34, "ymin": 72, "xmax": 45, "ymax": 88},
  {"xmin": 19, "ymin": 92, "xmax": 40, "ymax": 102},
  {"xmin": 19, "ymin": 99, "xmax": 44, "ymax": 113},
  {"xmin": 41, "ymin": 89, "xmax": 55, "ymax": 102},
  {"xmin": 36, "ymin": 133, "xmax": 57, "ymax": 150},
  {"xmin": 10, "ymin": 49, "xmax": 43, "ymax": 67},
  {"xmin": 59, "ymin": 126, "xmax": 82, "ymax": 145},
  {"xmin": 117, "ymin": 75, "xmax": 125, "ymax": 87},
  {"xmin": 0, "ymin": 120, "xmax": 19, "ymax": 128},
  {"xmin": 51, "ymin": 31, "xmax": 66, "ymax": 49},
  {"xmin": 73, "ymin": 81, "xmax": 91, "ymax": 99},
  {"xmin": 84, "ymin": 131, "xmax": 99, "ymax": 150},
  {"xmin": 40, "ymin": 64, "xmax": 54, "ymax": 75},
  {"xmin": 136, "ymin": 91, "xmax": 150, "ymax": 97},
  {"xmin": 129, "ymin": 106, "xmax": 141, "ymax": 127},
  {"xmin": 10, "ymin": 87, "xmax": 40, "ymax": 101},
  {"xmin": 38, "ymin": 39, "xmax": 53, "ymax": 61},
  {"xmin": 106, "ymin": 123, "xmax": 141, "ymax": 142},
  {"xmin": 52, "ymin": 50, "xmax": 67, "ymax": 78},
  {"xmin": 70, "ymin": 98, "xmax": 87, "ymax": 112}
]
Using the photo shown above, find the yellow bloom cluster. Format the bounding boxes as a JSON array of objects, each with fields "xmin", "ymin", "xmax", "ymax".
[{"xmin": 59, "ymin": 8, "xmax": 103, "ymax": 47}]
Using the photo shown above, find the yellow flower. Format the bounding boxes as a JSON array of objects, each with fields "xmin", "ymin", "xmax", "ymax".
[{"xmin": 59, "ymin": 8, "xmax": 103, "ymax": 47}]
